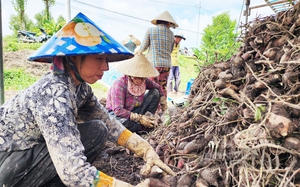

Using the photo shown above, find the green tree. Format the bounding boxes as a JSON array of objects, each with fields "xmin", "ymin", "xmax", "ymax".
[
  {"xmin": 42, "ymin": 0, "xmax": 55, "ymax": 21},
  {"xmin": 9, "ymin": 14, "xmax": 34, "ymax": 36},
  {"xmin": 193, "ymin": 12, "xmax": 240, "ymax": 65},
  {"xmin": 11, "ymin": 0, "xmax": 28, "ymax": 30},
  {"xmin": 42, "ymin": 16, "xmax": 66, "ymax": 35}
]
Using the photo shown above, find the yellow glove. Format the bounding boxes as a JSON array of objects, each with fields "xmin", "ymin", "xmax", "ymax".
[
  {"xmin": 130, "ymin": 112, "xmax": 141, "ymax": 122},
  {"xmin": 130, "ymin": 112, "xmax": 155, "ymax": 128},
  {"xmin": 94, "ymin": 171, "xmax": 150, "ymax": 187},
  {"xmin": 140, "ymin": 114, "xmax": 156, "ymax": 128},
  {"xmin": 159, "ymin": 96, "xmax": 168, "ymax": 111},
  {"xmin": 124, "ymin": 133, "xmax": 176, "ymax": 176}
]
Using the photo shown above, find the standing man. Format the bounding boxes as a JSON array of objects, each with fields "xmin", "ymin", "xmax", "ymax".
[
  {"xmin": 137, "ymin": 11, "xmax": 178, "ymax": 102},
  {"xmin": 167, "ymin": 32, "xmax": 186, "ymax": 94}
]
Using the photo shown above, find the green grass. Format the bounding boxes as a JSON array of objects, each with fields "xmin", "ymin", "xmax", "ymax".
[
  {"xmin": 3, "ymin": 35, "xmax": 44, "ymax": 52},
  {"xmin": 177, "ymin": 55, "xmax": 200, "ymax": 92},
  {"xmin": 89, "ymin": 82, "xmax": 108, "ymax": 93},
  {"xmin": 4, "ymin": 68, "xmax": 39, "ymax": 90}
]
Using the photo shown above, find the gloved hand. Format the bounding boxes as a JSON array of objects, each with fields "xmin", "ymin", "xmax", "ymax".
[
  {"xmin": 130, "ymin": 112, "xmax": 141, "ymax": 122},
  {"xmin": 124, "ymin": 133, "xmax": 176, "ymax": 176},
  {"xmin": 130, "ymin": 112, "xmax": 155, "ymax": 128},
  {"xmin": 159, "ymin": 96, "xmax": 168, "ymax": 112},
  {"xmin": 140, "ymin": 114, "xmax": 156, "ymax": 128},
  {"xmin": 94, "ymin": 171, "xmax": 150, "ymax": 187}
]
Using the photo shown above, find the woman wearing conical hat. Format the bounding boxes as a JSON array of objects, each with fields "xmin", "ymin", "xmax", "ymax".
[
  {"xmin": 0, "ymin": 12, "xmax": 174, "ymax": 187},
  {"xmin": 137, "ymin": 11, "xmax": 178, "ymax": 100},
  {"xmin": 121, "ymin": 34, "xmax": 141, "ymax": 53},
  {"xmin": 106, "ymin": 53, "xmax": 168, "ymax": 134}
]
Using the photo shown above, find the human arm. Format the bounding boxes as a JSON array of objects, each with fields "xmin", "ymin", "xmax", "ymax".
[
  {"xmin": 36, "ymin": 80, "xmax": 98, "ymax": 186},
  {"xmin": 145, "ymin": 79, "xmax": 167, "ymax": 111},
  {"xmin": 117, "ymin": 129, "xmax": 176, "ymax": 176},
  {"xmin": 105, "ymin": 76, "xmax": 134, "ymax": 119},
  {"xmin": 138, "ymin": 29, "xmax": 151, "ymax": 53}
]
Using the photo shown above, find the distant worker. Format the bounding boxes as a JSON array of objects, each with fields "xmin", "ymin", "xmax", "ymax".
[
  {"xmin": 106, "ymin": 53, "xmax": 167, "ymax": 134},
  {"xmin": 137, "ymin": 10, "xmax": 178, "ymax": 101},
  {"xmin": 167, "ymin": 32, "xmax": 186, "ymax": 94},
  {"xmin": 121, "ymin": 34, "xmax": 141, "ymax": 53}
]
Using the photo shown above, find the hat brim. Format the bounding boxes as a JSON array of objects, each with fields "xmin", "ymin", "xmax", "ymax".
[
  {"xmin": 175, "ymin": 35, "xmax": 186, "ymax": 40},
  {"xmin": 117, "ymin": 53, "xmax": 159, "ymax": 77}
]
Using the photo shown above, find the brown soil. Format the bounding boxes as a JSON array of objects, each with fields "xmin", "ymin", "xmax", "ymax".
[{"xmin": 3, "ymin": 50, "xmax": 51, "ymax": 101}]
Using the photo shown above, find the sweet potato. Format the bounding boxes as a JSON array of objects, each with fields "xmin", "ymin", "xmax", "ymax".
[{"xmin": 149, "ymin": 178, "xmax": 169, "ymax": 187}]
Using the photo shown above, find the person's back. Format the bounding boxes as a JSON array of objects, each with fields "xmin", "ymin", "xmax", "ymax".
[
  {"xmin": 140, "ymin": 23, "xmax": 174, "ymax": 68},
  {"xmin": 138, "ymin": 11, "xmax": 178, "ymax": 98}
]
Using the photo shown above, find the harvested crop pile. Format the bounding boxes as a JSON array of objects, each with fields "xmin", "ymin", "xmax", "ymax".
[{"xmin": 145, "ymin": 3, "xmax": 300, "ymax": 187}]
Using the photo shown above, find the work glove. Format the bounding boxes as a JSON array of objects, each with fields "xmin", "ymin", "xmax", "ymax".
[
  {"xmin": 159, "ymin": 96, "xmax": 168, "ymax": 112},
  {"xmin": 124, "ymin": 133, "xmax": 176, "ymax": 176},
  {"xmin": 130, "ymin": 112, "xmax": 156, "ymax": 128},
  {"xmin": 94, "ymin": 170, "xmax": 150, "ymax": 187}
]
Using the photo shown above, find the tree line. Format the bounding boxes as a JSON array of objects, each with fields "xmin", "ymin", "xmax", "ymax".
[{"xmin": 9, "ymin": 0, "xmax": 66, "ymax": 36}]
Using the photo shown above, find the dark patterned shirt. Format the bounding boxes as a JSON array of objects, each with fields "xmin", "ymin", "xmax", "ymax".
[{"xmin": 0, "ymin": 72, "xmax": 126, "ymax": 186}]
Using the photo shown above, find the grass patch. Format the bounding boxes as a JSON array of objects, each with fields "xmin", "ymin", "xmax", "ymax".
[
  {"xmin": 89, "ymin": 82, "xmax": 108, "ymax": 93},
  {"xmin": 3, "ymin": 35, "xmax": 43, "ymax": 52},
  {"xmin": 178, "ymin": 55, "xmax": 200, "ymax": 92},
  {"xmin": 4, "ymin": 68, "xmax": 39, "ymax": 90}
]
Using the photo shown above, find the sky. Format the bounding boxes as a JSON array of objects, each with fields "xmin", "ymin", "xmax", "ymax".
[{"xmin": 1, "ymin": 0, "xmax": 277, "ymax": 50}]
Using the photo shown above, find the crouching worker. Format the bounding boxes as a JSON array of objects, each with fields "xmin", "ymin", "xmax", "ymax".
[
  {"xmin": 0, "ymin": 12, "xmax": 174, "ymax": 187},
  {"xmin": 106, "ymin": 53, "xmax": 168, "ymax": 134}
]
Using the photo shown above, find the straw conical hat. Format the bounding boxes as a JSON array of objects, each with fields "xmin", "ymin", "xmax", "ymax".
[
  {"xmin": 122, "ymin": 34, "xmax": 141, "ymax": 46},
  {"xmin": 117, "ymin": 53, "xmax": 159, "ymax": 78},
  {"xmin": 151, "ymin": 11, "xmax": 178, "ymax": 28},
  {"xmin": 28, "ymin": 12, "xmax": 133, "ymax": 63}
]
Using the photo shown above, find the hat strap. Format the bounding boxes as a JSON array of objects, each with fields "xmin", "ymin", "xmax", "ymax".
[{"xmin": 66, "ymin": 57, "xmax": 85, "ymax": 83}]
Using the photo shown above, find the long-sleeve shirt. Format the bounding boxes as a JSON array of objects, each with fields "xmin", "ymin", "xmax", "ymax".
[
  {"xmin": 139, "ymin": 24, "xmax": 174, "ymax": 68},
  {"xmin": 0, "ymin": 71, "xmax": 126, "ymax": 186},
  {"xmin": 106, "ymin": 75, "xmax": 164, "ymax": 118},
  {"xmin": 171, "ymin": 43, "xmax": 180, "ymax": 66}
]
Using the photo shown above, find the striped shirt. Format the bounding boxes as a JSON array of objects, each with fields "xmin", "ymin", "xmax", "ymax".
[
  {"xmin": 139, "ymin": 24, "xmax": 174, "ymax": 68},
  {"xmin": 106, "ymin": 75, "xmax": 164, "ymax": 118}
]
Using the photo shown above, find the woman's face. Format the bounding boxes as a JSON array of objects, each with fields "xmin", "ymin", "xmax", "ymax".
[
  {"xmin": 73, "ymin": 54, "xmax": 109, "ymax": 84},
  {"xmin": 131, "ymin": 76, "xmax": 146, "ymax": 85}
]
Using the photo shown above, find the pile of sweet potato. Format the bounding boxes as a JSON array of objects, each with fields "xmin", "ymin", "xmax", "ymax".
[{"xmin": 148, "ymin": 2, "xmax": 300, "ymax": 186}]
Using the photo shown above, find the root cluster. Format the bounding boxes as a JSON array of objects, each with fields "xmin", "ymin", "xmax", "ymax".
[{"xmin": 149, "ymin": 3, "xmax": 300, "ymax": 187}]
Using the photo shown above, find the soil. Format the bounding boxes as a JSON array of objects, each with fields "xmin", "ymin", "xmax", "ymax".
[{"xmin": 3, "ymin": 50, "xmax": 51, "ymax": 101}]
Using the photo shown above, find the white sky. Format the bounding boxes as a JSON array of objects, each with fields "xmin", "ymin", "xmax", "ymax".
[{"xmin": 1, "ymin": 0, "xmax": 276, "ymax": 49}]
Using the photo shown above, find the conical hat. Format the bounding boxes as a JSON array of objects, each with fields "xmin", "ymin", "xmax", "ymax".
[
  {"xmin": 175, "ymin": 32, "xmax": 186, "ymax": 40},
  {"xmin": 28, "ymin": 12, "xmax": 133, "ymax": 63},
  {"xmin": 122, "ymin": 34, "xmax": 141, "ymax": 46},
  {"xmin": 117, "ymin": 53, "xmax": 159, "ymax": 78},
  {"xmin": 151, "ymin": 11, "xmax": 178, "ymax": 28}
]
